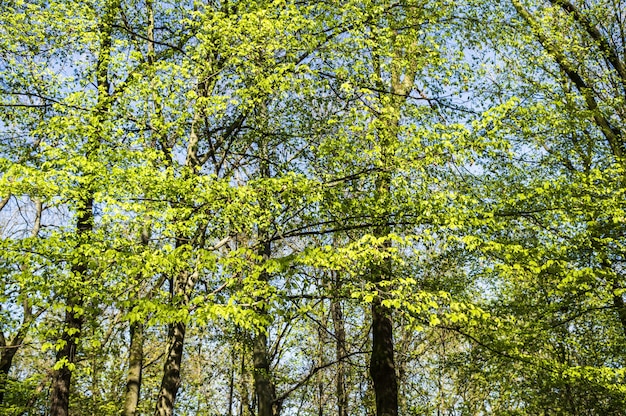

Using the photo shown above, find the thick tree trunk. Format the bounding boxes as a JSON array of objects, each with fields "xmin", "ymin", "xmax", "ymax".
[
  {"xmin": 366, "ymin": 33, "xmax": 415, "ymax": 414},
  {"xmin": 0, "ymin": 341, "xmax": 17, "ymax": 404},
  {"xmin": 154, "ymin": 320, "xmax": 186, "ymax": 416},
  {"xmin": 370, "ymin": 300, "xmax": 398, "ymax": 416},
  {"xmin": 122, "ymin": 322, "xmax": 144, "ymax": 416},
  {"xmin": 49, "ymin": 299, "xmax": 85, "ymax": 416},
  {"xmin": 253, "ymin": 330, "xmax": 277, "ymax": 416},
  {"xmin": 369, "ymin": 163, "xmax": 398, "ymax": 416}
]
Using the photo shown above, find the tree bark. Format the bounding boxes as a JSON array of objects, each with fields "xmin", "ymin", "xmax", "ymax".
[
  {"xmin": 154, "ymin": 319, "xmax": 186, "ymax": 416},
  {"xmin": 122, "ymin": 322, "xmax": 144, "ymax": 416},
  {"xmin": 330, "ymin": 272, "xmax": 348, "ymax": 416},
  {"xmin": 154, "ymin": 266, "xmax": 196, "ymax": 416},
  {"xmin": 252, "ymin": 235, "xmax": 278, "ymax": 416},
  {"xmin": 253, "ymin": 329, "xmax": 277, "ymax": 416},
  {"xmin": 370, "ymin": 300, "xmax": 398, "ymax": 416},
  {"xmin": 0, "ymin": 334, "xmax": 21, "ymax": 404},
  {"xmin": 367, "ymin": 23, "xmax": 416, "ymax": 413}
]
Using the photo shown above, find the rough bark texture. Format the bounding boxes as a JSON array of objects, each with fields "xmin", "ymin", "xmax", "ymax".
[
  {"xmin": 369, "ymin": 137, "xmax": 398, "ymax": 416},
  {"xmin": 154, "ymin": 319, "xmax": 186, "ymax": 416},
  {"xmin": 122, "ymin": 322, "xmax": 144, "ymax": 416}
]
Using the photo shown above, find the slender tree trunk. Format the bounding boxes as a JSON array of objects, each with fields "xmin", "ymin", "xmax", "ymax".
[
  {"xmin": 252, "ymin": 129, "xmax": 279, "ymax": 416},
  {"xmin": 122, "ymin": 322, "xmax": 144, "ymax": 416},
  {"xmin": 227, "ymin": 348, "xmax": 235, "ymax": 416},
  {"xmin": 49, "ymin": 1, "xmax": 117, "ymax": 413},
  {"xmin": 240, "ymin": 350, "xmax": 251, "ymax": 416},
  {"xmin": 330, "ymin": 272, "xmax": 348, "ymax": 416},
  {"xmin": 50, "ymin": 200, "xmax": 92, "ymax": 416},
  {"xmin": 316, "ymin": 314, "xmax": 327, "ymax": 416},
  {"xmin": 367, "ymin": 28, "xmax": 416, "ymax": 413},
  {"xmin": 154, "ymin": 267, "xmax": 196, "ymax": 416},
  {"xmin": 121, "ymin": 225, "xmax": 150, "ymax": 416}
]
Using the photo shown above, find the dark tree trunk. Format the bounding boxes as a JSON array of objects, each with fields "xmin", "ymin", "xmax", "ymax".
[
  {"xmin": 122, "ymin": 322, "xmax": 144, "ymax": 416},
  {"xmin": 369, "ymin": 164, "xmax": 398, "ymax": 416},
  {"xmin": 252, "ymin": 126, "xmax": 279, "ymax": 416},
  {"xmin": 330, "ymin": 273, "xmax": 348, "ymax": 416},
  {"xmin": 0, "ymin": 340, "xmax": 18, "ymax": 404},
  {"xmin": 370, "ymin": 300, "xmax": 398, "ymax": 416},
  {"xmin": 50, "ymin": 197, "xmax": 92, "ymax": 416},
  {"xmin": 252, "ymin": 240, "xmax": 279, "ymax": 416},
  {"xmin": 49, "ymin": 298, "xmax": 85, "ymax": 416},
  {"xmin": 366, "ymin": 32, "xmax": 415, "ymax": 413},
  {"xmin": 253, "ymin": 330, "xmax": 277, "ymax": 416}
]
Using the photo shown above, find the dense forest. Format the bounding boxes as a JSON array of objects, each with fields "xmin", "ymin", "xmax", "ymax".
[{"xmin": 1, "ymin": 0, "xmax": 625, "ymax": 415}]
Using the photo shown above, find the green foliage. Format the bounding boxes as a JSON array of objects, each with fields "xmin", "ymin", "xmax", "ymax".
[{"xmin": 1, "ymin": 0, "xmax": 626, "ymax": 415}]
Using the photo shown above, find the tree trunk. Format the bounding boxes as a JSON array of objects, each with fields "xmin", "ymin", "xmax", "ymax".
[
  {"xmin": 0, "ymin": 339, "xmax": 18, "ymax": 404},
  {"xmin": 369, "ymin": 151, "xmax": 398, "ymax": 416},
  {"xmin": 252, "ymin": 239, "xmax": 278, "ymax": 416},
  {"xmin": 49, "ymin": 0, "xmax": 117, "ymax": 412},
  {"xmin": 366, "ymin": 26, "xmax": 416, "ymax": 414},
  {"xmin": 253, "ymin": 330, "xmax": 277, "ymax": 416},
  {"xmin": 49, "ymin": 199, "xmax": 91, "ymax": 416},
  {"xmin": 154, "ymin": 319, "xmax": 186, "ymax": 416},
  {"xmin": 330, "ymin": 273, "xmax": 348, "ymax": 416},
  {"xmin": 252, "ymin": 120, "xmax": 279, "ymax": 416},
  {"xmin": 370, "ymin": 300, "xmax": 398, "ymax": 416},
  {"xmin": 122, "ymin": 322, "xmax": 144, "ymax": 416},
  {"xmin": 49, "ymin": 303, "xmax": 84, "ymax": 416}
]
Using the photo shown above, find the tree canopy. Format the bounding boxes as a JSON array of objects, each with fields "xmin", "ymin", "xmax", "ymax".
[{"xmin": 1, "ymin": 0, "xmax": 625, "ymax": 415}]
